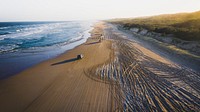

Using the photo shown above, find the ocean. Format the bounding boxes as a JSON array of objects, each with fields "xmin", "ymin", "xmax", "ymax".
[{"xmin": 0, "ymin": 21, "xmax": 94, "ymax": 79}]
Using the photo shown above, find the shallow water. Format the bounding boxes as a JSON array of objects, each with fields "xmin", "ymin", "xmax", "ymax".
[{"xmin": 0, "ymin": 21, "xmax": 94, "ymax": 79}]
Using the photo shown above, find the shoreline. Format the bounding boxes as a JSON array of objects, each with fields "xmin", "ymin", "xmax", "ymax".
[
  {"xmin": 0, "ymin": 26, "xmax": 93, "ymax": 79},
  {"xmin": 0, "ymin": 22, "xmax": 114, "ymax": 112}
]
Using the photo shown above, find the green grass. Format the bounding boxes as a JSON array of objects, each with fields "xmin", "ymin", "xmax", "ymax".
[{"xmin": 107, "ymin": 11, "xmax": 200, "ymax": 41}]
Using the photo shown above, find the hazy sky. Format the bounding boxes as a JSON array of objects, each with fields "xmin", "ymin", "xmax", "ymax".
[{"xmin": 0, "ymin": 0, "xmax": 200, "ymax": 21}]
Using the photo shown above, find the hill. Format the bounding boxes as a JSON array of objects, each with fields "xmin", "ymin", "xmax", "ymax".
[{"xmin": 108, "ymin": 11, "xmax": 200, "ymax": 41}]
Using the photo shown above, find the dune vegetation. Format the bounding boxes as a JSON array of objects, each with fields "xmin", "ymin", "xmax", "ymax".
[{"xmin": 108, "ymin": 11, "xmax": 200, "ymax": 41}]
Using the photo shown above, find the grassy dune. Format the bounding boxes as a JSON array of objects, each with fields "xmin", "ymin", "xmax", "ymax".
[{"xmin": 108, "ymin": 11, "xmax": 200, "ymax": 41}]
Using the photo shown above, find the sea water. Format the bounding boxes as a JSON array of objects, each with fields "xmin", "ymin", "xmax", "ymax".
[{"xmin": 0, "ymin": 21, "xmax": 94, "ymax": 79}]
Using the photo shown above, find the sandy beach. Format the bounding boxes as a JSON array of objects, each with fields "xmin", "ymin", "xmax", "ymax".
[
  {"xmin": 0, "ymin": 22, "xmax": 114, "ymax": 112},
  {"xmin": 0, "ymin": 22, "xmax": 200, "ymax": 112}
]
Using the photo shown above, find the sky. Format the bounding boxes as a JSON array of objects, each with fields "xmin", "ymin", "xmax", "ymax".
[{"xmin": 0, "ymin": 0, "xmax": 200, "ymax": 21}]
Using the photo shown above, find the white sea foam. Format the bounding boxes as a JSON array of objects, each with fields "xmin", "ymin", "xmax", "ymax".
[
  {"xmin": 0, "ymin": 35, "xmax": 6, "ymax": 40},
  {"xmin": 0, "ymin": 27, "xmax": 9, "ymax": 29},
  {"xmin": 0, "ymin": 44, "xmax": 19, "ymax": 53}
]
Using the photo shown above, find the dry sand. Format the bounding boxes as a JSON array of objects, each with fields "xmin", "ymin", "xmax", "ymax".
[{"xmin": 100, "ymin": 24, "xmax": 200, "ymax": 111}]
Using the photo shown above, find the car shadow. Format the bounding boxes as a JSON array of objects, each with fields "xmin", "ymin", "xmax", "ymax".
[
  {"xmin": 85, "ymin": 41, "xmax": 100, "ymax": 45},
  {"xmin": 51, "ymin": 58, "xmax": 78, "ymax": 66}
]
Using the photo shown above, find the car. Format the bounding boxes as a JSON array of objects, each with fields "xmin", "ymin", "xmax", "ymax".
[{"xmin": 77, "ymin": 54, "xmax": 84, "ymax": 59}]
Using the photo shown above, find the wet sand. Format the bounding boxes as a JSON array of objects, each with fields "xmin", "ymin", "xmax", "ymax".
[{"xmin": 0, "ymin": 22, "xmax": 200, "ymax": 112}]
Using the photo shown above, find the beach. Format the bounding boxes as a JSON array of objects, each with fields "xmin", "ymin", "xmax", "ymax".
[
  {"xmin": 0, "ymin": 22, "xmax": 114, "ymax": 111},
  {"xmin": 0, "ymin": 22, "xmax": 200, "ymax": 111}
]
